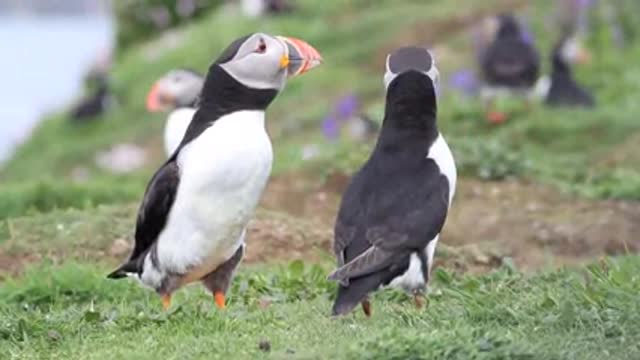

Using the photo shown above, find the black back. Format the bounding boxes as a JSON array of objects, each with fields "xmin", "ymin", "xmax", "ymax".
[
  {"xmin": 545, "ymin": 40, "xmax": 595, "ymax": 107},
  {"xmin": 481, "ymin": 15, "xmax": 540, "ymax": 88}
]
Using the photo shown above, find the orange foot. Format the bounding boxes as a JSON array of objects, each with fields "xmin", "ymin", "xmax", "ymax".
[
  {"xmin": 161, "ymin": 294, "xmax": 172, "ymax": 311},
  {"xmin": 361, "ymin": 300, "xmax": 371, "ymax": 318},
  {"xmin": 214, "ymin": 291, "xmax": 226, "ymax": 309},
  {"xmin": 414, "ymin": 294, "xmax": 426, "ymax": 309},
  {"xmin": 486, "ymin": 111, "xmax": 508, "ymax": 124}
]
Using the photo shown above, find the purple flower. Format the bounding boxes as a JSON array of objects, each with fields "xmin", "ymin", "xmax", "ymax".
[
  {"xmin": 321, "ymin": 116, "xmax": 340, "ymax": 140},
  {"xmin": 335, "ymin": 94, "xmax": 359, "ymax": 120},
  {"xmin": 449, "ymin": 69, "xmax": 479, "ymax": 96}
]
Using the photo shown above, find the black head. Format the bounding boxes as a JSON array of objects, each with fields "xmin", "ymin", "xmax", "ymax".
[
  {"xmin": 495, "ymin": 13, "xmax": 522, "ymax": 39},
  {"xmin": 382, "ymin": 46, "xmax": 438, "ymax": 131}
]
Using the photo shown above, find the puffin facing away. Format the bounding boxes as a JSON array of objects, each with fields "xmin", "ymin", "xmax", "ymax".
[
  {"xmin": 329, "ymin": 47, "xmax": 456, "ymax": 317},
  {"xmin": 545, "ymin": 35, "xmax": 595, "ymax": 107},
  {"xmin": 108, "ymin": 33, "xmax": 322, "ymax": 310},
  {"xmin": 146, "ymin": 69, "xmax": 204, "ymax": 156},
  {"xmin": 480, "ymin": 14, "xmax": 540, "ymax": 123}
]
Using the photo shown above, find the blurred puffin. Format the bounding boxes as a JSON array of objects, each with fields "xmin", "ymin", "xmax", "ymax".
[
  {"xmin": 70, "ymin": 76, "xmax": 115, "ymax": 123},
  {"xmin": 544, "ymin": 34, "xmax": 595, "ymax": 107},
  {"xmin": 108, "ymin": 33, "xmax": 322, "ymax": 311},
  {"xmin": 329, "ymin": 47, "xmax": 456, "ymax": 317},
  {"xmin": 146, "ymin": 69, "xmax": 204, "ymax": 156},
  {"xmin": 480, "ymin": 13, "xmax": 540, "ymax": 124}
]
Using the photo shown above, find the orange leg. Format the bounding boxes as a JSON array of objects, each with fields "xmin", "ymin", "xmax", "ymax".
[
  {"xmin": 161, "ymin": 294, "xmax": 172, "ymax": 311},
  {"xmin": 414, "ymin": 294, "xmax": 426, "ymax": 309},
  {"xmin": 214, "ymin": 291, "xmax": 226, "ymax": 309},
  {"xmin": 361, "ymin": 300, "xmax": 371, "ymax": 317}
]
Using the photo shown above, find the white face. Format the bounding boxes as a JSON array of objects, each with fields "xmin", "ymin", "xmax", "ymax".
[
  {"xmin": 158, "ymin": 69, "xmax": 204, "ymax": 107},
  {"xmin": 219, "ymin": 33, "xmax": 290, "ymax": 91},
  {"xmin": 383, "ymin": 48, "xmax": 440, "ymax": 94},
  {"xmin": 560, "ymin": 36, "xmax": 589, "ymax": 64}
]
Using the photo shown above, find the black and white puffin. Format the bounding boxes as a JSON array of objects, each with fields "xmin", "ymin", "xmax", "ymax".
[
  {"xmin": 108, "ymin": 33, "xmax": 322, "ymax": 310},
  {"xmin": 146, "ymin": 69, "xmax": 204, "ymax": 156},
  {"xmin": 480, "ymin": 13, "xmax": 540, "ymax": 123},
  {"xmin": 328, "ymin": 47, "xmax": 456, "ymax": 317},
  {"xmin": 544, "ymin": 35, "xmax": 595, "ymax": 107}
]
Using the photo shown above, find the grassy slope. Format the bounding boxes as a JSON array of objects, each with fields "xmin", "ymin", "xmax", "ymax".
[
  {"xmin": 1, "ymin": 257, "xmax": 638, "ymax": 359},
  {"xmin": 3, "ymin": 0, "xmax": 640, "ymax": 222},
  {"xmin": 1, "ymin": 2, "xmax": 640, "ymax": 359}
]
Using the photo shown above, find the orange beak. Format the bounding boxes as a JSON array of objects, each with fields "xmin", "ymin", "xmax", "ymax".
[
  {"xmin": 575, "ymin": 48, "xmax": 592, "ymax": 65},
  {"xmin": 277, "ymin": 36, "xmax": 323, "ymax": 77},
  {"xmin": 146, "ymin": 82, "xmax": 174, "ymax": 112}
]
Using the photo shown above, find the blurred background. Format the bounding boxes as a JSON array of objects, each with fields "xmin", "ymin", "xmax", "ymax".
[{"xmin": 1, "ymin": 0, "xmax": 640, "ymax": 274}]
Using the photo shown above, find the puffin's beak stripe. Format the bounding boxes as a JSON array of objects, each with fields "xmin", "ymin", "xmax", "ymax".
[
  {"xmin": 277, "ymin": 36, "xmax": 322, "ymax": 77},
  {"xmin": 280, "ymin": 55, "xmax": 290, "ymax": 69}
]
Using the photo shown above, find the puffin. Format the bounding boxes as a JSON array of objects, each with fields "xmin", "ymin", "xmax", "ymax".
[
  {"xmin": 544, "ymin": 35, "xmax": 595, "ymax": 107},
  {"xmin": 70, "ymin": 76, "xmax": 114, "ymax": 123},
  {"xmin": 480, "ymin": 13, "xmax": 540, "ymax": 124},
  {"xmin": 328, "ymin": 47, "xmax": 456, "ymax": 317},
  {"xmin": 146, "ymin": 69, "xmax": 204, "ymax": 156},
  {"xmin": 107, "ymin": 33, "xmax": 322, "ymax": 311}
]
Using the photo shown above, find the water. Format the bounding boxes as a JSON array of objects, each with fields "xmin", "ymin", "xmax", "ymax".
[{"xmin": 0, "ymin": 14, "xmax": 114, "ymax": 163}]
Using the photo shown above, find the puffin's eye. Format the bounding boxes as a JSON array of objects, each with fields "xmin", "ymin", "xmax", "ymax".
[{"xmin": 255, "ymin": 39, "xmax": 267, "ymax": 54}]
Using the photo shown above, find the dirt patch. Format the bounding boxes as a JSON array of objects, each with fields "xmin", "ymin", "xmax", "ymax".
[
  {"xmin": 261, "ymin": 172, "xmax": 640, "ymax": 273},
  {"xmin": 2, "ymin": 173, "xmax": 638, "ymax": 278}
]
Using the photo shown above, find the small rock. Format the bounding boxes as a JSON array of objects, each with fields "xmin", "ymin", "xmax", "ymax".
[
  {"xmin": 258, "ymin": 340, "xmax": 271, "ymax": 352},
  {"xmin": 109, "ymin": 238, "xmax": 130, "ymax": 256},
  {"xmin": 47, "ymin": 330, "xmax": 62, "ymax": 341}
]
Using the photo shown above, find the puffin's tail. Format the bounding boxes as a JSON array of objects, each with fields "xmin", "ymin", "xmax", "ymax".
[
  {"xmin": 332, "ymin": 272, "xmax": 384, "ymax": 316},
  {"xmin": 106, "ymin": 261, "xmax": 138, "ymax": 279}
]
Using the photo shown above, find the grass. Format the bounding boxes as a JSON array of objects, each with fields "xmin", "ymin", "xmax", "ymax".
[
  {"xmin": 0, "ymin": 257, "xmax": 638, "ymax": 359},
  {"xmin": 1, "ymin": 1, "xmax": 640, "ymax": 359}
]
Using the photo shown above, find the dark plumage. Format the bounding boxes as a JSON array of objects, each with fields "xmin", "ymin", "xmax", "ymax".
[
  {"xmin": 70, "ymin": 78, "xmax": 113, "ymax": 122},
  {"xmin": 329, "ymin": 47, "xmax": 456, "ymax": 317},
  {"xmin": 545, "ymin": 37, "xmax": 595, "ymax": 107},
  {"xmin": 481, "ymin": 14, "xmax": 540, "ymax": 90}
]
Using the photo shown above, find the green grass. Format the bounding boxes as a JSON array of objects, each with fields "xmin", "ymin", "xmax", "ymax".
[{"xmin": 0, "ymin": 257, "xmax": 638, "ymax": 359}]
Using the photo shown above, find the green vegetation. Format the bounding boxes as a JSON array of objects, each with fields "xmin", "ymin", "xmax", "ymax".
[
  {"xmin": 1, "ymin": 257, "xmax": 638, "ymax": 359},
  {"xmin": 2, "ymin": 1, "xmax": 640, "ymax": 358}
]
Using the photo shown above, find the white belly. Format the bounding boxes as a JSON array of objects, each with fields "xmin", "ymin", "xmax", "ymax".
[
  {"xmin": 156, "ymin": 110, "xmax": 272, "ymax": 277},
  {"xmin": 164, "ymin": 108, "xmax": 195, "ymax": 156}
]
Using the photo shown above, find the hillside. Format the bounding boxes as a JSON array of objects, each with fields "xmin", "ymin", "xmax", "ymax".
[{"xmin": 1, "ymin": 0, "xmax": 640, "ymax": 358}]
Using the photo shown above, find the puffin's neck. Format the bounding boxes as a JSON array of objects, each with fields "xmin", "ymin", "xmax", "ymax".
[
  {"xmin": 196, "ymin": 65, "xmax": 278, "ymax": 123},
  {"xmin": 376, "ymin": 74, "xmax": 439, "ymax": 150},
  {"xmin": 551, "ymin": 52, "xmax": 572, "ymax": 77}
]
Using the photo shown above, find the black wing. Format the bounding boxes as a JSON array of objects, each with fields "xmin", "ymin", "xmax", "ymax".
[
  {"xmin": 131, "ymin": 160, "xmax": 180, "ymax": 260},
  {"xmin": 482, "ymin": 39, "xmax": 540, "ymax": 88},
  {"xmin": 107, "ymin": 160, "xmax": 180, "ymax": 278},
  {"xmin": 329, "ymin": 164, "xmax": 450, "ymax": 282}
]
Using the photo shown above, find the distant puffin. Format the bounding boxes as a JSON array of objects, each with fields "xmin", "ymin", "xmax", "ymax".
[
  {"xmin": 146, "ymin": 69, "xmax": 204, "ymax": 156},
  {"xmin": 480, "ymin": 13, "xmax": 540, "ymax": 123},
  {"xmin": 108, "ymin": 33, "xmax": 322, "ymax": 311},
  {"xmin": 70, "ymin": 76, "xmax": 114, "ymax": 123},
  {"xmin": 544, "ymin": 35, "xmax": 595, "ymax": 107},
  {"xmin": 329, "ymin": 47, "xmax": 456, "ymax": 317}
]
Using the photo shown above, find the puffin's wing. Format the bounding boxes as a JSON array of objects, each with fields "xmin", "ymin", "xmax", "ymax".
[
  {"xmin": 328, "ymin": 175, "xmax": 449, "ymax": 282},
  {"xmin": 107, "ymin": 160, "xmax": 180, "ymax": 278},
  {"xmin": 132, "ymin": 160, "xmax": 180, "ymax": 260},
  {"xmin": 332, "ymin": 171, "xmax": 366, "ymax": 266}
]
